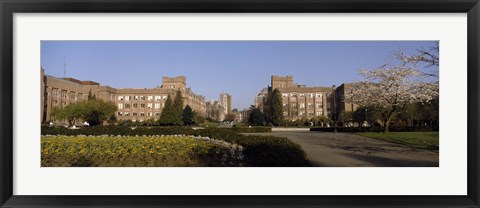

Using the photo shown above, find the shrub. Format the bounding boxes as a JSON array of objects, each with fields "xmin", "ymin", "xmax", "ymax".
[
  {"xmin": 230, "ymin": 126, "xmax": 272, "ymax": 133},
  {"xmin": 310, "ymin": 126, "xmax": 438, "ymax": 132}
]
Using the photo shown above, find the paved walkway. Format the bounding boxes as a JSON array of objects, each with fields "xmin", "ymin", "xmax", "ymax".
[{"xmin": 244, "ymin": 131, "xmax": 439, "ymax": 167}]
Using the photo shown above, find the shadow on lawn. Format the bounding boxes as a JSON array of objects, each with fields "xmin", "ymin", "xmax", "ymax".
[{"xmin": 341, "ymin": 152, "xmax": 439, "ymax": 167}]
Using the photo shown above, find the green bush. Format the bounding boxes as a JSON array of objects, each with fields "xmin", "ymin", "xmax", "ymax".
[
  {"xmin": 230, "ymin": 126, "xmax": 272, "ymax": 133},
  {"xmin": 310, "ymin": 126, "xmax": 438, "ymax": 132},
  {"xmin": 42, "ymin": 126, "xmax": 309, "ymax": 167}
]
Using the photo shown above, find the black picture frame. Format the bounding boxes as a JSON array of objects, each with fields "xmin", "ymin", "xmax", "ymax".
[{"xmin": 1, "ymin": 0, "xmax": 479, "ymax": 207}]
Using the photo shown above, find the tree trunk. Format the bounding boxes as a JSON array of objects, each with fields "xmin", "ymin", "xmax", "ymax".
[
  {"xmin": 383, "ymin": 122, "xmax": 390, "ymax": 133},
  {"xmin": 383, "ymin": 117, "xmax": 392, "ymax": 133},
  {"xmin": 383, "ymin": 107, "xmax": 396, "ymax": 134}
]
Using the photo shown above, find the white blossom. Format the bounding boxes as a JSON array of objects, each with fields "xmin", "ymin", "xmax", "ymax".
[{"xmin": 346, "ymin": 58, "xmax": 439, "ymax": 132}]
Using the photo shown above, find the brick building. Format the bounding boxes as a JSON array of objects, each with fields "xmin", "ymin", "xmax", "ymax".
[
  {"xmin": 41, "ymin": 68, "xmax": 206, "ymax": 123},
  {"xmin": 256, "ymin": 75, "xmax": 358, "ymax": 122}
]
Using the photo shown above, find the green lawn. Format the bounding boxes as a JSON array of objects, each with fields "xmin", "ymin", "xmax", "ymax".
[{"xmin": 356, "ymin": 132, "xmax": 439, "ymax": 152}]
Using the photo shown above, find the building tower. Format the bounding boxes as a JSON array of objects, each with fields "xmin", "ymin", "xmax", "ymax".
[{"xmin": 220, "ymin": 92, "xmax": 232, "ymax": 115}]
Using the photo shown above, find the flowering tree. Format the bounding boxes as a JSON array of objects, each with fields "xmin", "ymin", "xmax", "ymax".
[
  {"xmin": 395, "ymin": 42, "xmax": 439, "ymax": 77},
  {"xmin": 347, "ymin": 60, "xmax": 439, "ymax": 133}
]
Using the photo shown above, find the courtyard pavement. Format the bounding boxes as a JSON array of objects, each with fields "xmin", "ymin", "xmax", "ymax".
[{"xmin": 244, "ymin": 131, "xmax": 439, "ymax": 167}]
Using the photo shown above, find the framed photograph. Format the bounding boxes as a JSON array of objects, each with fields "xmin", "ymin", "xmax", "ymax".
[{"xmin": 1, "ymin": 0, "xmax": 479, "ymax": 207}]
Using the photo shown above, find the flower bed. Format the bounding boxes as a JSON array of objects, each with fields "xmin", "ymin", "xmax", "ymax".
[
  {"xmin": 41, "ymin": 135, "xmax": 243, "ymax": 167},
  {"xmin": 42, "ymin": 126, "xmax": 311, "ymax": 167}
]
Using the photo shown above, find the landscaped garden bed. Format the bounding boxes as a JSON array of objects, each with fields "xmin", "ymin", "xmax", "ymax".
[
  {"xmin": 42, "ymin": 135, "xmax": 243, "ymax": 167},
  {"xmin": 41, "ymin": 126, "xmax": 310, "ymax": 167}
]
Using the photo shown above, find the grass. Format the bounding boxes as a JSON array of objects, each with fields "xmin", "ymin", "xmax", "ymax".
[{"xmin": 356, "ymin": 132, "xmax": 439, "ymax": 152}]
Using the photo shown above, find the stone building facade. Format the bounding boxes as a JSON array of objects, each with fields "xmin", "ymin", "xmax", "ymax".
[
  {"xmin": 219, "ymin": 93, "xmax": 232, "ymax": 116},
  {"xmin": 205, "ymin": 92, "xmax": 233, "ymax": 121},
  {"xmin": 256, "ymin": 75, "xmax": 358, "ymax": 121},
  {"xmin": 254, "ymin": 88, "xmax": 268, "ymax": 112},
  {"xmin": 41, "ymin": 68, "xmax": 206, "ymax": 123}
]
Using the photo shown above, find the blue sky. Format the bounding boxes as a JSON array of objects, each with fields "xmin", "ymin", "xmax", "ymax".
[{"xmin": 41, "ymin": 41, "xmax": 438, "ymax": 110}]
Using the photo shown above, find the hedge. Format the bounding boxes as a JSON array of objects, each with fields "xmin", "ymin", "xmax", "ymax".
[
  {"xmin": 230, "ymin": 126, "xmax": 272, "ymax": 133},
  {"xmin": 42, "ymin": 126, "xmax": 309, "ymax": 167},
  {"xmin": 310, "ymin": 126, "xmax": 438, "ymax": 132}
]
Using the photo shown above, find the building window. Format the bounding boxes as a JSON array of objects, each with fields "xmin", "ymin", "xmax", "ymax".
[
  {"xmin": 148, "ymin": 96, "xmax": 153, "ymax": 101},
  {"xmin": 282, "ymin": 93, "xmax": 288, "ymax": 97},
  {"xmin": 283, "ymin": 111, "xmax": 288, "ymax": 116},
  {"xmin": 308, "ymin": 93, "xmax": 313, "ymax": 98},
  {"xmin": 61, "ymin": 90, "xmax": 68, "ymax": 99},
  {"xmin": 291, "ymin": 102, "xmax": 297, "ymax": 107},
  {"xmin": 140, "ymin": 96, "xmax": 145, "ymax": 101},
  {"xmin": 308, "ymin": 112, "xmax": 314, "ymax": 116},
  {"xmin": 316, "ymin": 111, "xmax": 323, "ymax": 116},
  {"xmin": 133, "ymin": 103, "xmax": 138, "ymax": 108},
  {"xmin": 147, "ymin": 103, "xmax": 152, "ymax": 109},
  {"xmin": 140, "ymin": 112, "xmax": 145, "ymax": 116},
  {"xmin": 117, "ymin": 112, "xmax": 123, "ymax": 116},
  {"xmin": 140, "ymin": 104, "xmax": 146, "ymax": 109},
  {"xmin": 132, "ymin": 112, "xmax": 138, "ymax": 116},
  {"xmin": 155, "ymin": 103, "xmax": 160, "ymax": 109},
  {"xmin": 299, "ymin": 93, "xmax": 305, "ymax": 97},
  {"xmin": 316, "ymin": 103, "xmax": 322, "ymax": 108},
  {"xmin": 134, "ymin": 96, "xmax": 138, "ymax": 101},
  {"xmin": 155, "ymin": 112, "xmax": 160, "ymax": 116},
  {"xmin": 316, "ymin": 93, "xmax": 322, "ymax": 98},
  {"xmin": 118, "ymin": 96, "xmax": 124, "ymax": 101},
  {"xmin": 308, "ymin": 103, "xmax": 314, "ymax": 109},
  {"xmin": 282, "ymin": 103, "xmax": 288, "ymax": 109},
  {"xmin": 125, "ymin": 104, "xmax": 131, "ymax": 109},
  {"xmin": 155, "ymin": 96, "xmax": 161, "ymax": 101},
  {"xmin": 163, "ymin": 95, "xmax": 167, "ymax": 100},
  {"xmin": 299, "ymin": 103, "xmax": 305, "ymax": 109},
  {"xmin": 125, "ymin": 96, "xmax": 130, "ymax": 101},
  {"xmin": 52, "ymin": 88, "xmax": 58, "ymax": 97},
  {"xmin": 124, "ymin": 112, "xmax": 130, "ymax": 117},
  {"xmin": 118, "ymin": 103, "xmax": 123, "ymax": 109},
  {"xmin": 147, "ymin": 112, "xmax": 153, "ymax": 117},
  {"xmin": 299, "ymin": 111, "xmax": 304, "ymax": 116}
]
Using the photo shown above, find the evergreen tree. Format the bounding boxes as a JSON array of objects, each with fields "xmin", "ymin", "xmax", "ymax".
[
  {"xmin": 248, "ymin": 108, "xmax": 265, "ymax": 126},
  {"xmin": 172, "ymin": 90, "xmax": 184, "ymax": 125},
  {"xmin": 159, "ymin": 95, "xmax": 174, "ymax": 126},
  {"xmin": 270, "ymin": 88, "xmax": 284, "ymax": 126},
  {"xmin": 182, "ymin": 105, "xmax": 195, "ymax": 126}
]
